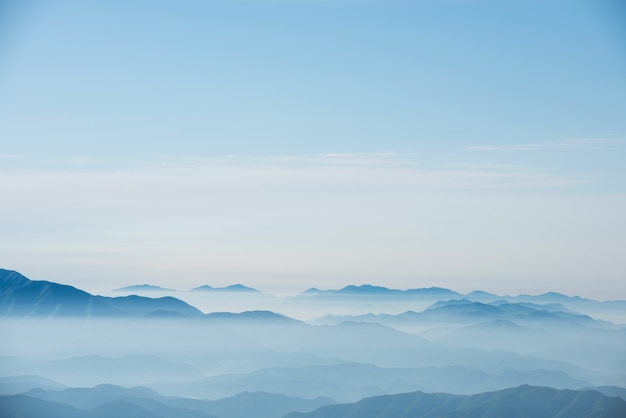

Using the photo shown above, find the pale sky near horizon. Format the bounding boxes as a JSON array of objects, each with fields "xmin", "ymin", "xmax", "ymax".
[{"xmin": 1, "ymin": 0, "xmax": 625, "ymax": 299}]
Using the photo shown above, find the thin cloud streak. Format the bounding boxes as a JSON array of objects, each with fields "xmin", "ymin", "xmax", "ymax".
[
  {"xmin": 466, "ymin": 138, "xmax": 624, "ymax": 152},
  {"xmin": 1, "ymin": 152, "xmax": 622, "ymax": 296}
]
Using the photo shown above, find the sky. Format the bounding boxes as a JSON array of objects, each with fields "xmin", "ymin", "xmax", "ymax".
[{"xmin": 0, "ymin": 0, "xmax": 625, "ymax": 298}]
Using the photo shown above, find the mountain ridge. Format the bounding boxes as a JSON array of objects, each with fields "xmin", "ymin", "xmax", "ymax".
[
  {"xmin": 0, "ymin": 269, "xmax": 202, "ymax": 318},
  {"xmin": 284, "ymin": 385, "xmax": 626, "ymax": 418}
]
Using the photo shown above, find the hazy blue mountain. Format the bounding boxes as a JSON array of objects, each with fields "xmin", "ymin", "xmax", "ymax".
[
  {"xmin": 0, "ymin": 395, "xmax": 91, "ymax": 418},
  {"xmin": 0, "ymin": 393, "xmax": 215, "ymax": 418},
  {"xmin": 0, "ymin": 375, "xmax": 65, "ymax": 395},
  {"xmin": 285, "ymin": 385, "xmax": 626, "ymax": 418},
  {"xmin": 299, "ymin": 284, "xmax": 461, "ymax": 298},
  {"xmin": 336, "ymin": 285, "xmax": 404, "ymax": 295},
  {"xmin": 0, "ymin": 269, "xmax": 116, "ymax": 317},
  {"xmin": 296, "ymin": 283, "xmax": 626, "ymax": 323},
  {"xmin": 205, "ymin": 310, "xmax": 300, "ymax": 323},
  {"xmin": 202, "ymin": 391, "xmax": 334, "ymax": 418},
  {"xmin": 583, "ymin": 385, "xmax": 626, "ymax": 401},
  {"xmin": 112, "ymin": 283, "xmax": 261, "ymax": 294},
  {"xmin": 432, "ymin": 317, "xmax": 624, "ymax": 355},
  {"xmin": 316, "ymin": 299, "xmax": 618, "ymax": 332},
  {"xmin": 149, "ymin": 362, "xmax": 421, "ymax": 401},
  {"xmin": 191, "ymin": 284, "xmax": 260, "ymax": 293},
  {"xmin": 102, "ymin": 295, "xmax": 202, "ymax": 318},
  {"xmin": 149, "ymin": 361, "xmax": 591, "ymax": 402},
  {"xmin": 425, "ymin": 299, "xmax": 620, "ymax": 330},
  {"xmin": 24, "ymin": 384, "xmax": 165, "ymax": 409},
  {"xmin": 22, "ymin": 384, "xmax": 335, "ymax": 418},
  {"xmin": 0, "ymin": 269, "xmax": 203, "ymax": 318},
  {"xmin": 465, "ymin": 289, "xmax": 499, "ymax": 298},
  {"xmin": 464, "ymin": 290, "xmax": 626, "ymax": 322},
  {"xmin": 10, "ymin": 354, "xmax": 205, "ymax": 387},
  {"xmin": 113, "ymin": 284, "xmax": 175, "ymax": 292}
]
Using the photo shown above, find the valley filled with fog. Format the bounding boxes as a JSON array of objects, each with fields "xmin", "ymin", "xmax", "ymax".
[{"xmin": 1, "ymin": 269, "xmax": 625, "ymax": 417}]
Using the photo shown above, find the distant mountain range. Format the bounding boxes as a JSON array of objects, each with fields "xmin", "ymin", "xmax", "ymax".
[
  {"xmin": 149, "ymin": 360, "xmax": 593, "ymax": 402},
  {"xmin": 190, "ymin": 284, "xmax": 260, "ymax": 293},
  {"xmin": 285, "ymin": 385, "xmax": 626, "ymax": 418},
  {"xmin": 0, "ymin": 383, "xmax": 334, "ymax": 418},
  {"xmin": 3, "ymin": 268, "xmax": 625, "ymax": 324},
  {"xmin": 205, "ymin": 310, "xmax": 299, "ymax": 323},
  {"xmin": 1, "ymin": 354, "xmax": 206, "ymax": 387},
  {"xmin": 318, "ymin": 298, "xmax": 617, "ymax": 329},
  {"xmin": 301, "ymin": 284, "xmax": 626, "ymax": 306},
  {"xmin": 3, "ymin": 383, "xmax": 622, "ymax": 418},
  {"xmin": 0, "ymin": 375, "xmax": 66, "ymax": 396},
  {"xmin": 113, "ymin": 284, "xmax": 175, "ymax": 292},
  {"xmin": 0, "ymin": 269, "xmax": 296, "ymax": 322},
  {"xmin": 0, "ymin": 269, "xmax": 203, "ymax": 318},
  {"xmin": 302, "ymin": 284, "xmax": 461, "ymax": 298},
  {"xmin": 113, "ymin": 283, "xmax": 261, "ymax": 293}
]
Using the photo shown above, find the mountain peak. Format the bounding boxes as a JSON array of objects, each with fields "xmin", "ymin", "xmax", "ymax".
[
  {"xmin": 223, "ymin": 284, "xmax": 259, "ymax": 292},
  {"xmin": 337, "ymin": 284, "xmax": 395, "ymax": 294},
  {"xmin": 190, "ymin": 284, "xmax": 259, "ymax": 293},
  {"xmin": 112, "ymin": 284, "xmax": 174, "ymax": 292},
  {"xmin": 0, "ymin": 269, "xmax": 32, "ymax": 290}
]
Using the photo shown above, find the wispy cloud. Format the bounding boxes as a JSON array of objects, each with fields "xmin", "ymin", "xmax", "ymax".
[
  {"xmin": 1, "ymin": 151, "xmax": 622, "ymax": 295},
  {"xmin": 0, "ymin": 153, "xmax": 95, "ymax": 163},
  {"xmin": 155, "ymin": 152, "xmax": 418, "ymax": 169},
  {"xmin": 466, "ymin": 138, "xmax": 623, "ymax": 152}
]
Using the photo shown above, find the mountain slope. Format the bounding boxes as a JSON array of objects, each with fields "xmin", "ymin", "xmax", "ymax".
[
  {"xmin": 300, "ymin": 284, "xmax": 460, "ymax": 298},
  {"xmin": 0, "ymin": 393, "xmax": 215, "ymax": 418},
  {"xmin": 113, "ymin": 284, "xmax": 175, "ymax": 292},
  {"xmin": 285, "ymin": 385, "xmax": 626, "ymax": 418},
  {"xmin": 0, "ymin": 269, "xmax": 203, "ymax": 318},
  {"xmin": 22, "ymin": 384, "xmax": 334, "ymax": 418},
  {"xmin": 191, "ymin": 284, "xmax": 260, "ymax": 293},
  {"xmin": 149, "ymin": 361, "xmax": 590, "ymax": 402}
]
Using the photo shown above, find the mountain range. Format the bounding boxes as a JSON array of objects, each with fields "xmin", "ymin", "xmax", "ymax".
[
  {"xmin": 0, "ymin": 269, "xmax": 204, "ymax": 318},
  {"xmin": 315, "ymin": 298, "xmax": 619, "ymax": 330},
  {"xmin": 285, "ymin": 385, "xmax": 626, "ymax": 418},
  {"xmin": 301, "ymin": 284, "xmax": 461, "ymax": 298},
  {"xmin": 190, "ymin": 284, "xmax": 260, "ymax": 293},
  {"xmin": 113, "ymin": 284, "xmax": 261, "ymax": 293},
  {"xmin": 2, "ymin": 384, "xmax": 624, "ymax": 418},
  {"xmin": 2, "ymin": 268, "xmax": 625, "ymax": 417},
  {"xmin": 0, "ymin": 383, "xmax": 334, "ymax": 418}
]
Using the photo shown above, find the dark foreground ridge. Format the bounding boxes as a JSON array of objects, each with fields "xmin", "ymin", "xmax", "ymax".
[
  {"xmin": 1, "ymin": 385, "xmax": 624, "ymax": 418},
  {"xmin": 0, "ymin": 384, "xmax": 334, "ymax": 418},
  {"xmin": 285, "ymin": 385, "xmax": 626, "ymax": 418},
  {"xmin": 0, "ymin": 269, "xmax": 202, "ymax": 318},
  {"xmin": 0, "ymin": 269, "xmax": 296, "ymax": 321}
]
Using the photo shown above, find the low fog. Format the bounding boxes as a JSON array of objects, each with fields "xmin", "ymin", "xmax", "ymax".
[{"xmin": 2, "ymin": 274, "xmax": 625, "ymax": 417}]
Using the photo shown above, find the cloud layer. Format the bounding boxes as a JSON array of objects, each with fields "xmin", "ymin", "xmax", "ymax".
[{"xmin": 2, "ymin": 152, "xmax": 625, "ymax": 298}]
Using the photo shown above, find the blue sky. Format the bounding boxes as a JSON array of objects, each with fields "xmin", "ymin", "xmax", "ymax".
[{"xmin": 0, "ymin": 0, "xmax": 625, "ymax": 297}]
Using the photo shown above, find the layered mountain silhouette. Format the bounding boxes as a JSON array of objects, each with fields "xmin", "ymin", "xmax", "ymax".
[
  {"xmin": 112, "ymin": 283, "xmax": 261, "ymax": 293},
  {"xmin": 113, "ymin": 284, "xmax": 175, "ymax": 292},
  {"xmin": 6, "ymin": 354, "xmax": 205, "ymax": 387},
  {"xmin": 302, "ymin": 284, "xmax": 461, "ymax": 298},
  {"xmin": 150, "ymin": 361, "xmax": 591, "ymax": 402},
  {"xmin": 298, "ymin": 285, "xmax": 626, "ymax": 320},
  {"xmin": 0, "ymin": 269, "xmax": 202, "ymax": 318},
  {"xmin": 205, "ymin": 310, "xmax": 300, "ymax": 323},
  {"xmin": 190, "ymin": 284, "xmax": 260, "ymax": 293},
  {"xmin": 0, "ymin": 269, "xmax": 307, "ymax": 323},
  {"xmin": 316, "ymin": 298, "xmax": 617, "ymax": 330},
  {"xmin": 0, "ymin": 393, "xmax": 215, "ymax": 418},
  {"xmin": 1, "ymin": 384, "xmax": 334, "ymax": 418},
  {"xmin": 0, "ymin": 375, "xmax": 65, "ymax": 396},
  {"xmin": 3, "ymin": 384, "xmax": 625, "ymax": 418},
  {"xmin": 285, "ymin": 385, "xmax": 626, "ymax": 418}
]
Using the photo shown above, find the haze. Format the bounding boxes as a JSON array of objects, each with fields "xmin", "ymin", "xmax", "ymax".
[{"xmin": 1, "ymin": 0, "xmax": 625, "ymax": 298}]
